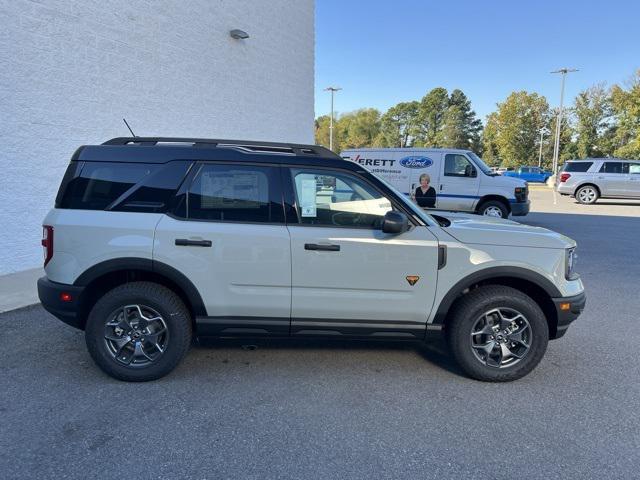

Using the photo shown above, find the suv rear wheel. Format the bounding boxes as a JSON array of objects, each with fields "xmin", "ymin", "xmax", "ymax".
[
  {"xmin": 575, "ymin": 185, "xmax": 599, "ymax": 204},
  {"xmin": 85, "ymin": 282, "xmax": 192, "ymax": 381},
  {"xmin": 446, "ymin": 285, "xmax": 549, "ymax": 382},
  {"xmin": 477, "ymin": 200, "xmax": 509, "ymax": 218}
]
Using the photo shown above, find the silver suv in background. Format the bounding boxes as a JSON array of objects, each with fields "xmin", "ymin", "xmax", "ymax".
[{"xmin": 556, "ymin": 159, "xmax": 640, "ymax": 204}]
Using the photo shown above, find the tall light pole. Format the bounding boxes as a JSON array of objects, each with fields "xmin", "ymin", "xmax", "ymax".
[
  {"xmin": 538, "ymin": 127, "xmax": 549, "ymax": 168},
  {"xmin": 550, "ymin": 68, "xmax": 578, "ymax": 176},
  {"xmin": 324, "ymin": 86, "xmax": 341, "ymax": 151}
]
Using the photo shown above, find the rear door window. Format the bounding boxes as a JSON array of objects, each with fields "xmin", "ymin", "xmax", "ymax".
[
  {"xmin": 599, "ymin": 162, "xmax": 629, "ymax": 174},
  {"xmin": 185, "ymin": 164, "xmax": 284, "ymax": 223}
]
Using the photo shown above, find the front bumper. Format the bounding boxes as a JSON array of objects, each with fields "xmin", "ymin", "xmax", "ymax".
[
  {"xmin": 37, "ymin": 277, "xmax": 85, "ymax": 329},
  {"xmin": 510, "ymin": 200, "xmax": 530, "ymax": 216},
  {"xmin": 550, "ymin": 290, "xmax": 586, "ymax": 339}
]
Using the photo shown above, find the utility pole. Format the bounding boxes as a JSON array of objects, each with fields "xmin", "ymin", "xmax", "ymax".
[
  {"xmin": 324, "ymin": 86, "xmax": 341, "ymax": 151},
  {"xmin": 538, "ymin": 127, "xmax": 549, "ymax": 168},
  {"xmin": 550, "ymin": 68, "xmax": 578, "ymax": 176}
]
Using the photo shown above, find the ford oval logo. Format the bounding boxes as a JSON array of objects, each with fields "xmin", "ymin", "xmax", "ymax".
[{"xmin": 399, "ymin": 156, "xmax": 433, "ymax": 169}]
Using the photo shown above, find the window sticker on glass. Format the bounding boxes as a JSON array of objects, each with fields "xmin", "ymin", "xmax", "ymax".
[{"xmin": 299, "ymin": 178, "xmax": 317, "ymax": 217}]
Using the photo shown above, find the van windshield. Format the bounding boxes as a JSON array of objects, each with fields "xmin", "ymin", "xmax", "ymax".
[{"xmin": 467, "ymin": 152, "xmax": 496, "ymax": 176}]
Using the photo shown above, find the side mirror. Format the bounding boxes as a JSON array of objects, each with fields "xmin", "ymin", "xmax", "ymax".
[
  {"xmin": 382, "ymin": 211, "xmax": 408, "ymax": 234},
  {"xmin": 470, "ymin": 167, "xmax": 477, "ymax": 178}
]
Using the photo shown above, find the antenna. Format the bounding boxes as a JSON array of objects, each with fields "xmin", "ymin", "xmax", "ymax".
[{"xmin": 122, "ymin": 118, "xmax": 137, "ymax": 137}]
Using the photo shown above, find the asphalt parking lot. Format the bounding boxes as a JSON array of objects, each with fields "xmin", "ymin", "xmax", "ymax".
[{"xmin": 1, "ymin": 188, "xmax": 639, "ymax": 480}]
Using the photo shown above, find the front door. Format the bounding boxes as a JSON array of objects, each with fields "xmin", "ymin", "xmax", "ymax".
[
  {"xmin": 438, "ymin": 153, "xmax": 480, "ymax": 212},
  {"xmin": 153, "ymin": 162, "xmax": 291, "ymax": 335},
  {"xmin": 627, "ymin": 163, "xmax": 640, "ymax": 198},
  {"xmin": 285, "ymin": 166, "xmax": 439, "ymax": 338}
]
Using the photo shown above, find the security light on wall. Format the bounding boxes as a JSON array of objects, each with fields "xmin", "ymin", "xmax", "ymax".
[{"xmin": 230, "ymin": 29, "xmax": 249, "ymax": 40}]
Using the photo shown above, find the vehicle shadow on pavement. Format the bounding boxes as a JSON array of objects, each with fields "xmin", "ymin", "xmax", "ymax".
[{"xmin": 195, "ymin": 336, "xmax": 466, "ymax": 378}]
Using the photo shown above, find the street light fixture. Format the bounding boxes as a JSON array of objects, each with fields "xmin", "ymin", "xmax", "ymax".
[
  {"xmin": 550, "ymin": 68, "xmax": 578, "ymax": 176},
  {"xmin": 324, "ymin": 86, "xmax": 342, "ymax": 151}
]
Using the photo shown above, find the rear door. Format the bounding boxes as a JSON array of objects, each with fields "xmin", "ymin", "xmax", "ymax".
[
  {"xmin": 153, "ymin": 162, "xmax": 291, "ymax": 335},
  {"xmin": 597, "ymin": 161, "xmax": 629, "ymax": 196},
  {"xmin": 438, "ymin": 153, "xmax": 480, "ymax": 211},
  {"xmin": 284, "ymin": 166, "xmax": 439, "ymax": 338}
]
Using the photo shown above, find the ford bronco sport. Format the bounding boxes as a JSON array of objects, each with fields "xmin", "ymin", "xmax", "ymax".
[{"xmin": 38, "ymin": 137, "xmax": 586, "ymax": 382}]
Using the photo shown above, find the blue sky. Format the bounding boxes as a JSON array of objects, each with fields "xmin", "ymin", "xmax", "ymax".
[{"xmin": 315, "ymin": 0, "xmax": 640, "ymax": 122}]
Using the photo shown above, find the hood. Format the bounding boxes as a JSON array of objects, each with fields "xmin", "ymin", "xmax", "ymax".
[
  {"xmin": 494, "ymin": 175, "xmax": 526, "ymax": 187},
  {"xmin": 431, "ymin": 211, "xmax": 575, "ymax": 249}
]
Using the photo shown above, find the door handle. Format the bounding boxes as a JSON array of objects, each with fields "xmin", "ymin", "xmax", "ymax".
[
  {"xmin": 305, "ymin": 243, "xmax": 340, "ymax": 252},
  {"xmin": 175, "ymin": 239, "xmax": 212, "ymax": 247}
]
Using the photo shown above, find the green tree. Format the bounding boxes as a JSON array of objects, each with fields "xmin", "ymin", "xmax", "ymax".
[
  {"xmin": 379, "ymin": 101, "xmax": 420, "ymax": 147},
  {"xmin": 415, "ymin": 87, "xmax": 449, "ymax": 146},
  {"xmin": 490, "ymin": 91, "xmax": 550, "ymax": 168},
  {"xmin": 314, "ymin": 115, "xmax": 332, "ymax": 149},
  {"xmin": 610, "ymin": 70, "xmax": 640, "ymax": 159},
  {"xmin": 482, "ymin": 112, "xmax": 500, "ymax": 166},
  {"xmin": 336, "ymin": 108, "xmax": 382, "ymax": 150},
  {"xmin": 574, "ymin": 83, "xmax": 612, "ymax": 158},
  {"xmin": 437, "ymin": 89, "xmax": 482, "ymax": 149}
]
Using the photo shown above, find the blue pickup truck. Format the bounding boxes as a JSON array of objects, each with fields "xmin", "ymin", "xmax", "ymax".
[{"xmin": 503, "ymin": 166, "xmax": 552, "ymax": 183}]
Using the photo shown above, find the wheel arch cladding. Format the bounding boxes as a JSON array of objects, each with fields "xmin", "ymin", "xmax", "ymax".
[
  {"xmin": 433, "ymin": 267, "xmax": 560, "ymax": 338},
  {"xmin": 73, "ymin": 258, "xmax": 206, "ymax": 329}
]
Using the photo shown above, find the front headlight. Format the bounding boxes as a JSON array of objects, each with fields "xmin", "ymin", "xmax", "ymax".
[{"xmin": 565, "ymin": 247, "xmax": 578, "ymax": 280}]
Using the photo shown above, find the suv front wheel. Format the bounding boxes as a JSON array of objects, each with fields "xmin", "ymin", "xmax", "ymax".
[
  {"xmin": 447, "ymin": 285, "xmax": 549, "ymax": 382},
  {"xmin": 85, "ymin": 282, "xmax": 192, "ymax": 381}
]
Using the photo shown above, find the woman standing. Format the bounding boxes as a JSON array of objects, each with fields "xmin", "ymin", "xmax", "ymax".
[{"xmin": 412, "ymin": 173, "xmax": 437, "ymax": 208}]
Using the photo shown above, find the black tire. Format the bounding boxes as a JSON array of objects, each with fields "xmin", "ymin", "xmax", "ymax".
[
  {"xmin": 446, "ymin": 285, "xmax": 549, "ymax": 382},
  {"xmin": 85, "ymin": 282, "xmax": 192, "ymax": 382},
  {"xmin": 477, "ymin": 200, "xmax": 509, "ymax": 219},
  {"xmin": 575, "ymin": 184, "xmax": 599, "ymax": 204}
]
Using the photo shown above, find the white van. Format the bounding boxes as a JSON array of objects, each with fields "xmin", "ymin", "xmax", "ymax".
[{"xmin": 341, "ymin": 148, "xmax": 530, "ymax": 218}]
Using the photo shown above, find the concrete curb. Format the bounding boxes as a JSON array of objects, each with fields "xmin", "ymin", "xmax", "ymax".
[{"xmin": 0, "ymin": 267, "xmax": 43, "ymax": 313}]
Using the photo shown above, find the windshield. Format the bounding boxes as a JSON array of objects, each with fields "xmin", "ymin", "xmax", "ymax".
[{"xmin": 467, "ymin": 152, "xmax": 495, "ymax": 176}]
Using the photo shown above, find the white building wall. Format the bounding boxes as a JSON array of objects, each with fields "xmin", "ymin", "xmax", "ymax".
[{"xmin": 0, "ymin": 0, "xmax": 315, "ymax": 274}]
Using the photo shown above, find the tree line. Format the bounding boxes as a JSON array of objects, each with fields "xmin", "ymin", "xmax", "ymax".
[{"xmin": 315, "ymin": 69, "xmax": 640, "ymax": 168}]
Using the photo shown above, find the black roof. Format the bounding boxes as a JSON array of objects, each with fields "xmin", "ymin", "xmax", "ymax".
[{"xmin": 72, "ymin": 137, "xmax": 353, "ymax": 169}]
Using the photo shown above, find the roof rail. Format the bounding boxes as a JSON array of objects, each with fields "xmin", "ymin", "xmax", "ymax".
[{"xmin": 102, "ymin": 137, "xmax": 338, "ymax": 158}]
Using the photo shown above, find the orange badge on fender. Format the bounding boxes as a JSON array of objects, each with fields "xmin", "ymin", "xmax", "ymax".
[{"xmin": 406, "ymin": 275, "xmax": 420, "ymax": 286}]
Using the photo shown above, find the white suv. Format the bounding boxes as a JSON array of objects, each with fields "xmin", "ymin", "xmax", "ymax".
[{"xmin": 38, "ymin": 137, "xmax": 586, "ymax": 382}]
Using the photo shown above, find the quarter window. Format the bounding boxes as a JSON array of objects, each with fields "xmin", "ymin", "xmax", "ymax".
[
  {"xmin": 444, "ymin": 154, "xmax": 476, "ymax": 177},
  {"xmin": 186, "ymin": 164, "xmax": 283, "ymax": 223},
  {"xmin": 563, "ymin": 162, "xmax": 593, "ymax": 172},
  {"xmin": 290, "ymin": 169, "xmax": 392, "ymax": 228}
]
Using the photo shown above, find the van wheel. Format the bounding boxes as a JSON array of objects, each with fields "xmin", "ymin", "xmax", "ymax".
[
  {"xmin": 446, "ymin": 286, "xmax": 548, "ymax": 382},
  {"xmin": 477, "ymin": 200, "xmax": 509, "ymax": 218},
  {"xmin": 575, "ymin": 185, "xmax": 599, "ymax": 204},
  {"xmin": 85, "ymin": 282, "xmax": 192, "ymax": 382}
]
